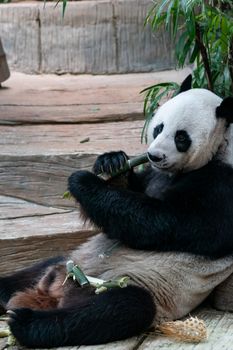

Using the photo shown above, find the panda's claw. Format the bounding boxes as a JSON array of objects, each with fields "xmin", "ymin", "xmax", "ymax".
[
  {"xmin": 8, "ymin": 308, "xmax": 33, "ymax": 324},
  {"xmin": 6, "ymin": 310, "xmax": 16, "ymax": 318},
  {"xmin": 93, "ymin": 151, "xmax": 129, "ymax": 176}
]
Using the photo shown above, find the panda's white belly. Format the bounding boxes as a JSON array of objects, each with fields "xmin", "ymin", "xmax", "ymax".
[{"xmin": 70, "ymin": 233, "xmax": 233, "ymax": 324}]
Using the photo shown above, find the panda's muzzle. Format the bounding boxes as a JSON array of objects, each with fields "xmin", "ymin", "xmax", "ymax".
[{"xmin": 147, "ymin": 152, "xmax": 165, "ymax": 163}]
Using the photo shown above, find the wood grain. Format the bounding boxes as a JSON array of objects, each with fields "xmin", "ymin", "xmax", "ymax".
[
  {"xmin": 0, "ymin": 121, "xmax": 146, "ymax": 207},
  {"xmin": 0, "ymin": 121, "xmax": 146, "ymax": 156},
  {"xmin": 0, "ymin": 1, "xmax": 175, "ymax": 74},
  {"xmin": 0, "ymin": 103, "xmax": 143, "ymax": 125},
  {"xmin": 0, "ymin": 70, "xmax": 190, "ymax": 124},
  {"xmin": 139, "ymin": 308, "xmax": 233, "ymax": 349},
  {"xmin": 0, "ymin": 196, "xmax": 97, "ymax": 275}
]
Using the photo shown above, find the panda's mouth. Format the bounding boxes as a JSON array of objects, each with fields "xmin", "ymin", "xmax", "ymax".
[
  {"xmin": 149, "ymin": 160, "xmax": 176, "ymax": 172},
  {"xmin": 147, "ymin": 153, "xmax": 176, "ymax": 171}
]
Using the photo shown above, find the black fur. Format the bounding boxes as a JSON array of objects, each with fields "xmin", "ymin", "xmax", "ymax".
[
  {"xmin": 69, "ymin": 154, "xmax": 233, "ymax": 258},
  {"xmin": 93, "ymin": 150, "xmax": 128, "ymax": 176},
  {"xmin": 175, "ymin": 130, "xmax": 192, "ymax": 152},
  {"xmin": 8, "ymin": 286, "xmax": 155, "ymax": 348},
  {"xmin": 216, "ymin": 97, "xmax": 233, "ymax": 124},
  {"xmin": 153, "ymin": 123, "xmax": 164, "ymax": 139},
  {"xmin": 179, "ymin": 74, "xmax": 192, "ymax": 93}
]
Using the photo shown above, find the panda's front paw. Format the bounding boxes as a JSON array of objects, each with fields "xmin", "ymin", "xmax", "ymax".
[
  {"xmin": 8, "ymin": 308, "xmax": 63, "ymax": 348},
  {"xmin": 7, "ymin": 308, "xmax": 36, "ymax": 347},
  {"xmin": 93, "ymin": 151, "xmax": 129, "ymax": 176},
  {"xmin": 68, "ymin": 170, "xmax": 104, "ymax": 201}
]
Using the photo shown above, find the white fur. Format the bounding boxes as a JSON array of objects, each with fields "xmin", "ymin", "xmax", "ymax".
[
  {"xmin": 70, "ymin": 233, "xmax": 233, "ymax": 324},
  {"xmin": 147, "ymin": 89, "xmax": 226, "ymax": 172}
]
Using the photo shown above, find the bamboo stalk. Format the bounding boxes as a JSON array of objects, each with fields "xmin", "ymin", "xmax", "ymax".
[
  {"xmin": 195, "ymin": 22, "xmax": 213, "ymax": 91},
  {"xmin": 108, "ymin": 152, "xmax": 148, "ymax": 178}
]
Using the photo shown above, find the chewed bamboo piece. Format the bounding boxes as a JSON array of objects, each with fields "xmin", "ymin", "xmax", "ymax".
[
  {"xmin": 63, "ymin": 260, "xmax": 130, "ymax": 294},
  {"xmin": 63, "ymin": 152, "xmax": 149, "ymax": 199},
  {"xmin": 157, "ymin": 316, "xmax": 207, "ymax": 343}
]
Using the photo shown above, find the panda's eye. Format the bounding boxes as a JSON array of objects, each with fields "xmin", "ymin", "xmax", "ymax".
[
  {"xmin": 153, "ymin": 123, "xmax": 164, "ymax": 139},
  {"xmin": 175, "ymin": 134, "xmax": 186, "ymax": 142},
  {"xmin": 175, "ymin": 130, "xmax": 192, "ymax": 152}
]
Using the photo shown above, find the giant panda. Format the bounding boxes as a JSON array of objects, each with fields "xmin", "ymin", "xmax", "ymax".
[{"xmin": 1, "ymin": 75, "xmax": 233, "ymax": 348}]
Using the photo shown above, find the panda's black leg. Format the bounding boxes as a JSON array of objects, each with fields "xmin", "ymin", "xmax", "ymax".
[
  {"xmin": 0, "ymin": 256, "xmax": 64, "ymax": 310},
  {"xmin": 8, "ymin": 285, "xmax": 155, "ymax": 348}
]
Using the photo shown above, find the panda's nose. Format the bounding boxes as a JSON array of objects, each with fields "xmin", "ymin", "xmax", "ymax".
[{"xmin": 147, "ymin": 152, "xmax": 164, "ymax": 163}]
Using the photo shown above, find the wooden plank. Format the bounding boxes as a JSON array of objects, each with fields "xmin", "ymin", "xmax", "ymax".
[
  {"xmin": 0, "ymin": 202, "xmax": 89, "ymax": 240},
  {"xmin": 0, "ymin": 82, "xmax": 143, "ymax": 106},
  {"xmin": 0, "ymin": 70, "xmax": 190, "ymax": 124},
  {"xmin": 0, "ymin": 118, "xmax": 141, "ymax": 208},
  {"xmin": 0, "ymin": 121, "xmax": 146, "ymax": 206},
  {"xmin": 0, "ymin": 103, "xmax": 143, "ymax": 125},
  {"xmin": 2, "ymin": 308, "xmax": 233, "ymax": 350},
  {"xmin": 0, "ymin": 195, "xmax": 66, "ymax": 219},
  {"xmin": 0, "ymin": 121, "xmax": 146, "ymax": 156},
  {"xmin": 0, "ymin": 70, "xmax": 188, "ymax": 105},
  {"xmin": 71, "ymin": 338, "xmax": 140, "ymax": 350},
  {"xmin": 0, "ymin": 154, "xmax": 97, "ymax": 207},
  {"xmin": 139, "ymin": 308, "xmax": 233, "ymax": 349},
  {"xmin": 0, "ymin": 195, "xmax": 96, "ymax": 276},
  {"xmin": 0, "ymin": 228, "xmax": 96, "ymax": 276}
]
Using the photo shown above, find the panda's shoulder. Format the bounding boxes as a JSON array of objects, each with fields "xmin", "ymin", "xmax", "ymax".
[
  {"xmin": 206, "ymin": 160, "xmax": 233, "ymax": 182},
  {"xmin": 211, "ymin": 160, "xmax": 233, "ymax": 189},
  {"xmin": 180, "ymin": 160, "xmax": 233, "ymax": 194}
]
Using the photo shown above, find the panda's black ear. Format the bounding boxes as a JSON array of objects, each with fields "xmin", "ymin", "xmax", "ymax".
[
  {"xmin": 216, "ymin": 97, "xmax": 233, "ymax": 124},
  {"xmin": 179, "ymin": 74, "xmax": 192, "ymax": 94}
]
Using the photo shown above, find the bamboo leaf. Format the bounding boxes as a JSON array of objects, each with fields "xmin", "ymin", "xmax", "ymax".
[
  {"xmin": 145, "ymin": 0, "xmax": 233, "ymax": 128},
  {"xmin": 62, "ymin": 0, "xmax": 67, "ymax": 18},
  {"xmin": 190, "ymin": 42, "xmax": 200, "ymax": 63},
  {"xmin": 172, "ymin": 0, "xmax": 180, "ymax": 38}
]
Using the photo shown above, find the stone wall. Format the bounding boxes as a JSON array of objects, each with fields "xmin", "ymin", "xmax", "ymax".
[{"xmin": 0, "ymin": 0, "xmax": 175, "ymax": 74}]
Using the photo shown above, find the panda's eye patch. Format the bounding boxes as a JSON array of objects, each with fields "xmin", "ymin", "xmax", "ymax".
[
  {"xmin": 153, "ymin": 123, "xmax": 164, "ymax": 139},
  {"xmin": 175, "ymin": 130, "xmax": 192, "ymax": 152}
]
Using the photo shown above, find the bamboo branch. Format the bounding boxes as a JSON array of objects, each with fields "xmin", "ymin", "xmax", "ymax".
[
  {"xmin": 229, "ymin": 38, "xmax": 233, "ymax": 94},
  {"xmin": 195, "ymin": 22, "xmax": 213, "ymax": 91}
]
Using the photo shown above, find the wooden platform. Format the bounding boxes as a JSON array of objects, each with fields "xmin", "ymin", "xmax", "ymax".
[
  {"xmin": 1, "ymin": 308, "xmax": 233, "ymax": 350},
  {"xmin": 1, "ymin": 69, "xmax": 233, "ymax": 350}
]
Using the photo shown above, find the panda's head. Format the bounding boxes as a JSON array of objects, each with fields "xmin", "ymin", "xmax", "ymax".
[{"xmin": 147, "ymin": 75, "xmax": 233, "ymax": 173}]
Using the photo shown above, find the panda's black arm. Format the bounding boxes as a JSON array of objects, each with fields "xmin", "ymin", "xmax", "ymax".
[
  {"xmin": 127, "ymin": 166, "xmax": 154, "ymax": 193},
  {"xmin": 68, "ymin": 170, "xmax": 177, "ymax": 250}
]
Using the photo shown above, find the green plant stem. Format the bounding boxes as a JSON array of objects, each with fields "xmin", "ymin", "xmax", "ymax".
[
  {"xmin": 229, "ymin": 39, "xmax": 233, "ymax": 93},
  {"xmin": 195, "ymin": 22, "xmax": 213, "ymax": 91}
]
